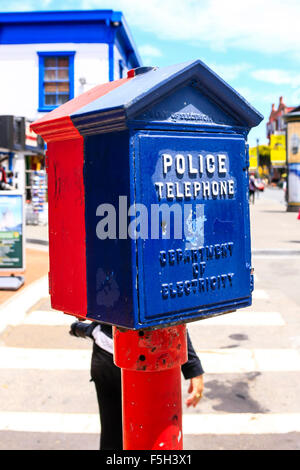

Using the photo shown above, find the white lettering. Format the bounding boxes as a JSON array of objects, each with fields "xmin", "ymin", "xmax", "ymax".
[
  {"xmin": 212, "ymin": 181, "xmax": 219, "ymax": 196},
  {"xmin": 162, "ymin": 153, "xmax": 172, "ymax": 175},
  {"xmin": 175, "ymin": 182, "xmax": 184, "ymax": 198},
  {"xmin": 175, "ymin": 154, "xmax": 185, "ymax": 175},
  {"xmin": 228, "ymin": 180, "xmax": 234, "ymax": 195},
  {"xmin": 202, "ymin": 181, "xmax": 211, "ymax": 197},
  {"xmin": 206, "ymin": 155, "xmax": 215, "ymax": 174},
  {"xmin": 155, "ymin": 182, "xmax": 163, "ymax": 199},
  {"xmin": 188, "ymin": 154, "xmax": 197, "ymax": 174},
  {"xmin": 220, "ymin": 181, "xmax": 228, "ymax": 196},
  {"xmin": 218, "ymin": 154, "xmax": 227, "ymax": 174},
  {"xmin": 194, "ymin": 181, "xmax": 201, "ymax": 197},
  {"xmin": 199, "ymin": 154, "xmax": 204, "ymax": 174},
  {"xmin": 184, "ymin": 182, "xmax": 192, "ymax": 198},
  {"xmin": 166, "ymin": 182, "xmax": 174, "ymax": 199}
]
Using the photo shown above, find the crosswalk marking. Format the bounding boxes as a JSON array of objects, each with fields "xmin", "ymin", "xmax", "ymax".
[
  {"xmin": 0, "ymin": 411, "xmax": 99, "ymax": 434},
  {"xmin": 1, "ymin": 411, "xmax": 300, "ymax": 435},
  {"xmin": 194, "ymin": 348, "xmax": 300, "ymax": 373},
  {"xmin": 0, "ymin": 347, "xmax": 92, "ymax": 370},
  {"xmin": 1, "ymin": 347, "xmax": 300, "ymax": 373},
  {"xmin": 253, "ymin": 255, "xmax": 300, "ymax": 260},
  {"xmin": 195, "ymin": 311, "xmax": 285, "ymax": 326},
  {"xmin": 183, "ymin": 413, "xmax": 300, "ymax": 435},
  {"xmin": 0, "ymin": 276, "xmax": 49, "ymax": 334},
  {"xmin": 23, "ymin": 310, "xmax": 74, "ymax": 326},
  {"xmin": 252, "ymin": 290, "xmax": 270, "ymax": 300}
]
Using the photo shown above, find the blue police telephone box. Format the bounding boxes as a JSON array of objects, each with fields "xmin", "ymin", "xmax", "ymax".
[{"xmin": 32, "ymin": 60, "xmax": 263, "ymax": 329}]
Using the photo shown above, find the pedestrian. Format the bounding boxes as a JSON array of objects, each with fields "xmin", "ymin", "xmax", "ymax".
[
  {"xmin": 70, "ymin": 321, "xmax": 204, "ymax": 450},
  {"xmin": 0, "ymin": 163, "xmax": 7, "ymax": 190},
  {"xmin": 249, "ymin": 174, "xmax": 256, "ymax": 204}
]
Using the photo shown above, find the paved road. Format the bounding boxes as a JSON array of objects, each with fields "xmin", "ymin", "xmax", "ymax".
[{"xmin": 0, "ymin": 250, "xmax": 299, "ymax": 450}]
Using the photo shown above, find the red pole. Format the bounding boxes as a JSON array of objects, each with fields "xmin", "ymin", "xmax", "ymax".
[{"xmin": 113, "ymin": 324, "xmax": 187, "ymax": 450}]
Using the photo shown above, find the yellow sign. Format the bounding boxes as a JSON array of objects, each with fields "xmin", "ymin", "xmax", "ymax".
[
  {"xmin": 249, "ymin": 147, "xmax": 258, "ymax": 170},
  {"xmin": 287, "ymin": 122, "xmax": 300, "ymax": 164},
  {"xmin": 270, "ymin": 134, "xmax": 286, "ymax": 166}
]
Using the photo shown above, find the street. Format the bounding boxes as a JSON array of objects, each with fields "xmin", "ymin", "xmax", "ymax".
[{"xmin": 0, "ymin": 188, "xmax": 300, "ymax": 450}]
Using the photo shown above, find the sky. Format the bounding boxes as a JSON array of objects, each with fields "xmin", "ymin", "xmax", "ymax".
[{"xmin": 1, "ymin": 0, "xmax": 300, "ymax": 147}]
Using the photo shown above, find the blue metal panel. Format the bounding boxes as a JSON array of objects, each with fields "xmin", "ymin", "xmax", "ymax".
[
  {"xmin": 132, "ymin": 130, "xmax": 252, "ymax": 328},
  {"xmin": 84, "ymin": 131, "xmax": 136, "ymax": 328},
  {"xmin": 134, "ymin": 84, "xmax": 240, "ymax": 128}
]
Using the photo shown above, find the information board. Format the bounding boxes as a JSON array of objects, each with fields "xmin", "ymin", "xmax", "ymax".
[{"xmin": 0, "ymin": 191, "xmax": 25, "ymax": 271}]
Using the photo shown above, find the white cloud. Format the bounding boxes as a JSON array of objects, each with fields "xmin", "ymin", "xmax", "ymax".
[
  {"xmin": 138, "ymin": 44, "xmax": 163, "ymax": 66},
  {"xmin": 290, "ymin": 89, "xmax": 300, "ymax": 105},
  {"xmin": 252, "ymin": 69, "xmax": 300, "ymax": 87},
  {"xmin": 139, "ymin": 44, "xmax": 162, "ymax": 58},
  {"xmin": 0, "ymin": 0, "xmax": 51, "ymax": 9},
  {"xmin": 206, "ymin": 62, "xmax": 251, "ymax": 82},
  {"xmin": 81, "ymin": 0, "xmax": 300, "ymax": 57}
]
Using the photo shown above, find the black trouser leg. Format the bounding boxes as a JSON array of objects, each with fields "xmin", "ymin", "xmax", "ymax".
[{"xmin": 91, "ymin": 343, "xmax": 123, "ymax": 450}]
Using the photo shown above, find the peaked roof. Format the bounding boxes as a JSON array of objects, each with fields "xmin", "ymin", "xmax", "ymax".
[
  {"xmin": 32, "ymin": 60, "xmax": 263, "ymax": 141},
  {"xmin": 72, "ymin": 60, "xmax": 262, "ymax": 124},
  {"xmin": 268, "ymin": 96, "xmax": 295, "ymax": 124},
  {"xmin": 284, "ymin": 105, "xmax": 300, "ymax": 121}
]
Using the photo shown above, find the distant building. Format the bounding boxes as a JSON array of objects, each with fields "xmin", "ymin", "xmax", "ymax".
[
  {"xmin": 0, "ymin": 10, "xmax": 141, "ymax": 221},
  {"xmin": 283, "ymin": 106, "xmax": 300, "ymax": 212},
  {"xmin": 266, "ymin": 96, "xmax": 295, "ymax": 142}
]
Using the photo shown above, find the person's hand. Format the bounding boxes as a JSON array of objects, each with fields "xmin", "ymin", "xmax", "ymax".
[
  {"xmin": 69, "ymin": 322, "xmax": 78, "ymax": 337},
  {"xmin": 186, "ymin": 375, "xmax": 204, "ymax": 408}
]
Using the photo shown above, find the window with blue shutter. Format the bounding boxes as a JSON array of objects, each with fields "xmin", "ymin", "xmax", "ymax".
[{"xmin": 38, "ymin": 51, "xmax": 75, "ymax": 112}]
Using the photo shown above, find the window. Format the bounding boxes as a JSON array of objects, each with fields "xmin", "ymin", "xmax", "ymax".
[{"xmin": 38, "ymin": 52, "xmax": 75, "ymax": 112}]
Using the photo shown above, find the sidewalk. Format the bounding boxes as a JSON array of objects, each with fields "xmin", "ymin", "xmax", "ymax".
[
  {"xmin": 250, "ymin": 188, "xmax": 300, "ymax": 252},
  {"xmin": 25, "ymin": 225, "xmax": 49, "ymax": 245},
  {"xmin": 0, "ymin": 247, "xmax": 49, "ymax": 306}
]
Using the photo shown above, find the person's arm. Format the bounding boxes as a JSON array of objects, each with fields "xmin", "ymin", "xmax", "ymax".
[
  {"xmin": 69, "ymin": 321, "xmax": 97, "ymax": 339},
  {"xmin": 181, "ymin": 330, "xmax": 204, "ymax": 408}
]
